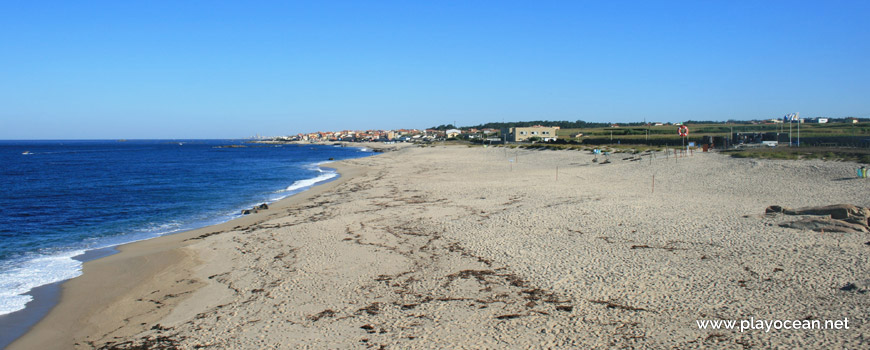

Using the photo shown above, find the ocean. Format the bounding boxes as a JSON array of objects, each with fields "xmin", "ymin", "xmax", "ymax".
[{"xmin": 0, "ymin": 140, "xmax": 373, "ymax": 318}]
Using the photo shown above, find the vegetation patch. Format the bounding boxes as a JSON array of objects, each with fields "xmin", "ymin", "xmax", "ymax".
[{"xmin": 722, "ymin": 147, "xmax": 870, "ymax": 164}]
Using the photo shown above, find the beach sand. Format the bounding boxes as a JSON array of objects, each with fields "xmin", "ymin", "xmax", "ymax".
[{"xmin": 10, "ymin": 144, "xmax": 870, "ymax": 349}]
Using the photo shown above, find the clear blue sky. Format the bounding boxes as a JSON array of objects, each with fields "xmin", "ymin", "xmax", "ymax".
[{"xmin": 1, "ymin": 1, "xmax": 868, "ymax": 139}]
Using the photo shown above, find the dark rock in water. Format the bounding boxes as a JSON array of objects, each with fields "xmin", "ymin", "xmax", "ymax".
[
  {"xmin": 242, "ymin": 204, "xmax": 268, "ymax": 214},
  {"xmin": 329, "ymin": 157, "xmax": 334, "ymax": 160}
]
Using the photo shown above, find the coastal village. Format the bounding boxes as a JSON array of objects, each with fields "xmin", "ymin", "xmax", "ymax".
[
  {"xmin": 269, "ymin": 128, "xmax": 503, "ymax": 143},
  {"xmin": 264, "ymin": 125, "xmax": 573, "ymax": 144}
]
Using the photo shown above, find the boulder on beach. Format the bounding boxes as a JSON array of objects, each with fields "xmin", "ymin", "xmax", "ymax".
[
  {"xmin": 779, "ymin": 217, "xmax": 869, "ymax": 234},
  {"xmin": 767, "ymin": 203, "xmax": 870, "ymax": 233},
  {"xmin": 765, "ymin": 205, "xmax": 786, "ymax": 214},
  {"xmin": 242, "ymin": 204, "xmax": 269, "ymax": 215},
  {"xmin": 790, "ymin": 204, "xmax": 868, "ymax": 221},
  {"xmin": 767, "ymin": 204, "xmax": 870, "ymax": 224}
]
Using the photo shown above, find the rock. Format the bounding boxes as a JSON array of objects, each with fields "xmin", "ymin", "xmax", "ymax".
[
  {"xmin": 768, "ymin": 204, "xmax": 870, "ymax": 232},
  {"xmin": 787, "ymin": 204, "xmax": 870, "ymax": 222},
  {"xmin": 242, "ymin": 204, "xmax": 268, "ymax": 214},
  {"xmin": 765, "ymin": 205, "xmax": 785, "ymax": 214},
  {"xmin": 840, "ymin": 283, "xmax": 858, "ymax": 291},
  {"xmin": 778, "ymin": 217, "xmax": 869, "ymax": 234}
]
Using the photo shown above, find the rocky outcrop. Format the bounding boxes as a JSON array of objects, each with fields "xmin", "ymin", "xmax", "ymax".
[
  {"xmin": 767, "ymin": 204, "xmax": 870, "ymax": 234},
  {"xmin": 779, "ymin": 217, "xmax": 869, "ymax": 234},
  {"xmin": 242, "ymin": 203, "xmax": 270, "ymax": 215}
]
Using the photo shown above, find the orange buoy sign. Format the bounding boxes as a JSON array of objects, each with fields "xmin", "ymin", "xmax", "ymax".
[{"xmin": 678, "ymin": 125, "xmax": 689, "ymax": 137}]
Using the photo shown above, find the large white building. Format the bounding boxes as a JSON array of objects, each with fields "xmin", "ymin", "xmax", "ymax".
[{"xmin": 505, "ymin": 126, "xmax": 559, "ymax": 142}]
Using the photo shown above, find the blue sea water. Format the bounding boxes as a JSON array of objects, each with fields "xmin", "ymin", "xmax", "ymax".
[{"xmin": 0, "ymin": 140, "xmax": 373, "ymax": 315}]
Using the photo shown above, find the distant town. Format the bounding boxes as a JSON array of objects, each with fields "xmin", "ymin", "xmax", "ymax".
[
  {"xmin": 258, "ymin": 116, "xmax": 868, "ymax": 145},
  {"xmin": 264, "ymin": 127, "xmax": 502, "ymax": 143}
]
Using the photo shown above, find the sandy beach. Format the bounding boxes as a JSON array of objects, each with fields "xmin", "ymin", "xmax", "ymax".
[{"xmin": 10, "ymin": 144, "xmax": 870, "ymax": 349}]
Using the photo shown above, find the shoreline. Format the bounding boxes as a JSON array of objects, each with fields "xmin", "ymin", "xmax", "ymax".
[
  {"xmin": 0, "ymin": 141, "xmax": 372, "ymax": 327},
  {"xmin": 6, "ymin": 160, "xmax": 368, "ymax": 350},
  {"xmin": 8, "ymin": 144, "xmax": 869, "ymax": 348},
  {"xmin": 0, "ymin": 246, "xmax": 118, "ymax": 349}
]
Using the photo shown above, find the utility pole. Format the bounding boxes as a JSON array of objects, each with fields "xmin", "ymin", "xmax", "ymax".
[
  {"xmin": 645, "ymin": 117, "xmax": 649, "ymax": 144},
  {"xmin": 796, "ymin": 112, "xmax": 800, "ymax": 147},
  {"xmin": 730, "ymin": 124, "xmax": 733, "ymax": 147}
]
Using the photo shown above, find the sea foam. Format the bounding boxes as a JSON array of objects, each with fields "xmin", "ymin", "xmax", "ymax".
[
  {"xmin": 277, "ymin": 171, "xmax": 337, "ymax": 194},
  {"xmin": 0, "ymin": 251, "xmax": 84, "ymax": 315}
]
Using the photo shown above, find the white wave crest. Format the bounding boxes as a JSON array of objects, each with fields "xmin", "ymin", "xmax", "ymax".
[
  {"xmin": 0, "ymin": 251, "xmax": 85, "ymax": 315},
  {"xmin": 276, "ymin": 172, "xmax": 337, "ymax": 194}
]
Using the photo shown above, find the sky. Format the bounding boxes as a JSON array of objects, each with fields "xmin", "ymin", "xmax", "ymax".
[{"xmin": 1, "ymin": 1, "xmax": 868, "ymax": 139}]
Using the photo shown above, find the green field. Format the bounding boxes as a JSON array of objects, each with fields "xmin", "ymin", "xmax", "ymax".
[{"xmin": 557, "ymin": 122, "xmax": 870, "ymax": 143}]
